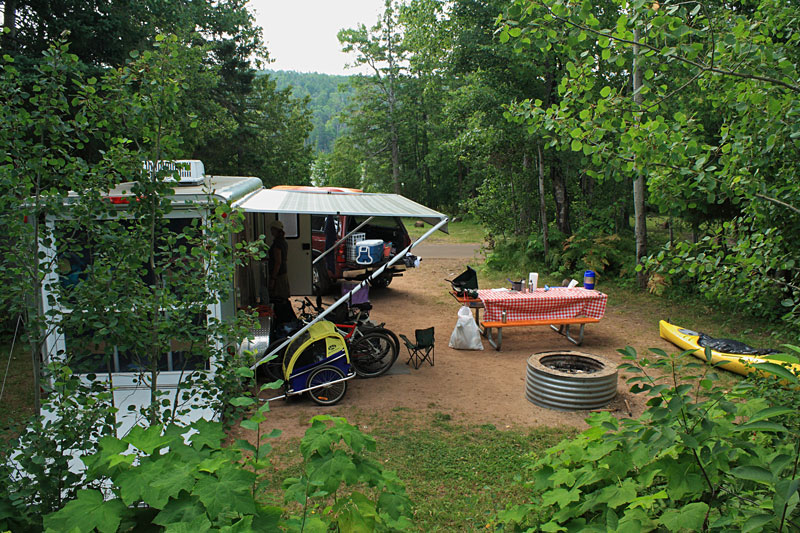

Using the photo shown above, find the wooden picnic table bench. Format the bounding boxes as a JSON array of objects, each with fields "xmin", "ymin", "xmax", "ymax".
[{"xmin": 450, "ymin": 288, "xmax": 607, "ymax": 350}]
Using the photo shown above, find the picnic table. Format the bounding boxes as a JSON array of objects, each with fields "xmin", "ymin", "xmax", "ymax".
[{"xmin": 451, "ymin": 287, "xmax": 607, "ymax": 350}]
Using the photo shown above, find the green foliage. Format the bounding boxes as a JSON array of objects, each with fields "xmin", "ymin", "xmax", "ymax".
[
  {"xmin": 268, "ymin": 69, "xmax": 354, "ymax": 154},
  {"xmin": 641, "ymin": 219, "xmax": 798, "ymax": 327},
  {"xmin": 33, "ymin": 414, "xmax": 412, "ymax": 532},
  {"xmin": 282, "ymin": 415, "xmax": 413, "ymax": 531},
  {"xmin": 484, "ymin": 225, "xmax": 635, "ymax": 281},
  {"xmin": 0, "ymin": 40, "xmax": 105, "ymax": 402},
  {"xmin": 313, "ymin": 135, "xmax": 365, "ymax": 189},
  {"xmin": 496, "ymin": 346, "xmax": 800, "ymax": 531},
  {"xmin": 42, "ymin": 418, "xmax": 281, "ymax": 532},
  {"xmin": 465, "ymin": 167, "xmax": 520, "ymax": 239},
  {"xmin": 1, "ymin": 35, "xmax": 267, "ymax": 528},
  {"xmin": 554, "ymin": 232, "xmax": 636, "ymax": 280},
  {"xmin": 502, "ymin": 0, "xmax": 800, "ymax": 323},
  {"xmin": 0, "ymin": 363, "xmax": 116, "ymax": 532}
]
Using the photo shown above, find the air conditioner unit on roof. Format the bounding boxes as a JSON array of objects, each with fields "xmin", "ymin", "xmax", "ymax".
[{"xmin": 143, "ymin": 160, "xmax": 205, "ymax": 184}]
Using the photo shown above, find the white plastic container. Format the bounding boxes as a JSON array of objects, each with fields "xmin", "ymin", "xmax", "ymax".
[
  {"xmin": 528, "ymin": 272, "xmax": 539, "ymax": 291},
  {"xmin": 346, "ymin": 232, "xmax": 366, "ymax": 261}
]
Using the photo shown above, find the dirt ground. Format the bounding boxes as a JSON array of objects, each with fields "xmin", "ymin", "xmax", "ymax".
[{"xmin": 257, "ymin": 244, "xmax": 680, "ymax": 439}]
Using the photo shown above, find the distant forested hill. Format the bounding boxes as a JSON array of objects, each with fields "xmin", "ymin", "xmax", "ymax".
[{"xmin": 266, "ymin": 70, "xmax": 353, "ymax": 153}]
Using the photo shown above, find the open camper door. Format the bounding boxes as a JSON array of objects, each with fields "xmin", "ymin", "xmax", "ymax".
[{"xmin": 266, "ymin": 212, "xmax": 313, "ymax": 295}]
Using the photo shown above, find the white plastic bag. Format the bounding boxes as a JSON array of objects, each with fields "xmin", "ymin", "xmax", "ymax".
[{"xmin": 449, "ymin": 306, "xmax": 484, "ymax": 350}]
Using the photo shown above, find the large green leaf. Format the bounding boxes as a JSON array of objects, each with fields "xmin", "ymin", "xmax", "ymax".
[
  {"xmin": 747, "ymin": 406, "xmax": 796, "ymax": 423},
  {"xmin": 730, "ymin": 465, "xmax": 773, "ymax": 485},
  {"xmin": 658, "ymin": 502, "xmax": 709, "ymax": 532},
  {"xmin": 742, "ymin": 514, "xmax": 775, "ymax": 533},
  {"xmin": 43, "ymin": 490, "xmax": 126, "ymax": 533},
  {"xmin": 124, "ymin": 425, "xmax": 176, "ymax": 455},
  {"xmin": 154, "ymin": 494, "xmax": 207, "ymax": 527},
  {"xmin": 163, "ymin": 514, "xmax": 212, "ymax": 533},
  {"xmin": 190, "ymin": 419, "xmax": 227, "ymax": 451},
  {"xmin": 193, "ymin": 466, "xmax": 257, "ymax": 518},
  {"xmin": 752, "ymin": 362, "xmax": 799, "ymax": 384},
  {"xmin": 116, "ymin": 459, "xmax": 173, "ymax": 508}
]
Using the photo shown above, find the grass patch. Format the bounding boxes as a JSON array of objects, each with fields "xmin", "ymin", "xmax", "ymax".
[
  {"xmin": 258, "ymin": 410, "xmax": 574, "ymax": 531},
  {"xmin": 405, "ymin": 218, "xmax": 486, "ymax": 244},
  {"xmin": 0, "ymin": 336, "xmax": 36, "ymax": 434}
]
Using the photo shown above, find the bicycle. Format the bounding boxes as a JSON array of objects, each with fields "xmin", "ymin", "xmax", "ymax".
[{"xmin": 297, "ymin": 297, "xmax": 399, "ymax": 378}]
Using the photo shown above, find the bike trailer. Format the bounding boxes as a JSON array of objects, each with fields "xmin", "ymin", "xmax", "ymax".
[{"xmin": 282, "ymin": 320, "xmax": 353, "ymax": 393}]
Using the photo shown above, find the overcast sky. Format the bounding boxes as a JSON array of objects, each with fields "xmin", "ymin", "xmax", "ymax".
[{"xmin": 248, "ymin": 0, "xmax": 385, "ymax": 75}]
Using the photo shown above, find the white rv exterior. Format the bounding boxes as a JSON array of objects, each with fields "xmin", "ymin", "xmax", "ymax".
[{"xmin": 39, "ymin": 161, "xmax": 447, "ymax": 433}]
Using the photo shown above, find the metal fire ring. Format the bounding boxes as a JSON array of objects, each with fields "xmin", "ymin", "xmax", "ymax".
[{"xmin": 526, "ymin": 350, "xmax": 618, "ymax": 411}]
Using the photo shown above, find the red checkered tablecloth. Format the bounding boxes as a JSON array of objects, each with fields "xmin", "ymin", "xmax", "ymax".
[{"xmin": 477, "ymin": 287, "xmax": 607, "ymax": 323}]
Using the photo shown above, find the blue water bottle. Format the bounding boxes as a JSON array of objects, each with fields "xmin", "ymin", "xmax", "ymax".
[{"xmin": 583, "ymin": 270, "xmax": 595, "ymax": 290}]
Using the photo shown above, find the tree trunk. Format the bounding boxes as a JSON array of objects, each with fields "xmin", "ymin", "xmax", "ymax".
[
  {"xmin": 668, "ymin": 216, "xmax": 674, "ymax": 244},
  {"xmin": 537, "ymin": 144, "xmax": 549, "ymax": 259},
  {"xmin": 2, "ymin": 0, "xmax": 18, "ymax": 51},
  {"xmin": 390, "ymin": 128, "xmax": 400, "ymax": 194},
  {"xmin": 550, "ymin": 161, "xmax": 571, "ymax": 235},
  {"xmin": 457, "ymin": 159, "xmax": 465, "ymax": 198},
  {"xmin": 633, "ymin": 28, "xmax": 648, "ymax": 289},
  {"xmin": 520, "ymin": 153, "xmax": 533, "ymax": 234},
  {"xmin": 421, "ymin": 112, "xmax": 432, "ymax": 200}
]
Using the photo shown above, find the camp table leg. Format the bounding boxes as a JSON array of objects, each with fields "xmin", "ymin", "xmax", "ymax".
[
  {"xmin": 550, "ymin": 323, "xmax": 586, "ymax": 346},
  {"xmin": 485, "ymin": 326, "xmax": 502, "ymax": 351}
]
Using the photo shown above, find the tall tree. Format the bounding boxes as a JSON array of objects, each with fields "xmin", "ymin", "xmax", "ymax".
[
  {"xmin": 339, "ymin": 0, "xmax": 407, "ymax": 194},
  {"xmin": 1, "ymin": 0, "xmax": 314, "ymax": 183},
  {"xmin": 501, "ymin": 0, "xmax": 800, "ymax": 324}
]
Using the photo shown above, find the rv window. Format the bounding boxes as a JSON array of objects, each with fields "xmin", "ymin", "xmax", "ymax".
[
  {"xmin": 63, "ymin": 328, "xmax": 112, "ymax": 374},
  {"xmin": 278, "ymin": 213, "xmax": 299, "ymax": 238},
  {"xmin": 55, "ymin": 217, "xmax": 201, "ymax": 290},
  {"xmin": 64, "ymin": 313, "xmax": 210, "ymax": 374}
]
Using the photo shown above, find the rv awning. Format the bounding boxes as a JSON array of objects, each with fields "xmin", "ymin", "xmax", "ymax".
[{"xmin": 235, "ymin": 189, "xmax": 448, "ymax": 232}]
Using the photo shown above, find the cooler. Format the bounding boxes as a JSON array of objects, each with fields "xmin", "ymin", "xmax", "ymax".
[{"xmin": 355, "ymin": 239, "xmax": 384, "ymax": 265}]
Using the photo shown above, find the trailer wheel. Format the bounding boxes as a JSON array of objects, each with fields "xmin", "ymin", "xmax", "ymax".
[{"xmin": 307, "ymin": 365, "xmax": 347, "ymax": 405}]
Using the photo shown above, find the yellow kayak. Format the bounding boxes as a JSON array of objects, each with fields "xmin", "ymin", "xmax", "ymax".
[{"xmin": 659, "ymin": 320, "xmax": 799, "ymax": 378}]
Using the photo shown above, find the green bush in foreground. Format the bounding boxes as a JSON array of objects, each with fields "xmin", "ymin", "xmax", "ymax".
[
  {"xmin": 497, "ymin": 347, "xmax": 800, "ymax": 532},
  {"xmin": 36, "ymin": 410, "xmax": 411, "ymax": 532}
]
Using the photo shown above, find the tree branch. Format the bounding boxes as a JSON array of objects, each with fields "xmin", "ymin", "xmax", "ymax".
[
  {"xmin": 754, "ymin": 193, "xmax": 800, "ymax": 216},
  {"xmin": 533, "ymin": 2, "xmax": 800, "ymax": 93}
]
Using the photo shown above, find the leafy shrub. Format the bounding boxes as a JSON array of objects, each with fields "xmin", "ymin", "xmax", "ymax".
[
  {"xmin": 42, "ymin": 419, "xmax": 281, "ymax": 532},
  {"xmin": 484, "ymin": 228, "xmax": 568, "ymax": 273},
  {"xmin": 552, "ymin": 231, "xmax": 636, "ymax": 280},
  {"xmin": 33, "ymin": 405, "xmax": 412, "ymax": 532},
  {"xmin": 282, "ymin": 415, "xmax": 413, "ymax": 531},
  {"xmin": 639, "ymin": 220, "xmax": 796, "ymax": 328},
  {"xmin": 496, "ymin": 346, "xmax": 800, "ymax": 532},
  {"xmin": 0, "ymin": 363, "xmax": 116, "ymax": 531},
  {"xmin": 485, "ymin": 226, "xmax": 636, "ymax": 284}
]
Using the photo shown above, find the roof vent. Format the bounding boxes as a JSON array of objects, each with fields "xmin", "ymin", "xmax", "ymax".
[{"xmin": 143, "ymin": 160, "xmax": 205, "ymax": 184}]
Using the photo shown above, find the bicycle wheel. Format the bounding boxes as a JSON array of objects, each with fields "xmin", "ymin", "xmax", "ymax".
[
  {"xmin": 259, "ymin": 342, "xmax": 287, "ymax": 383},
  {"xmin": 381, "ymin": 327, "xmax": 400, "ymax": 356},
  {"xmin": 307, "ymin": 365, "xmax": 347, "ymax": 405},
  {"xmin": 349, "ymin": 329, "xmax": 398, "ymax": 378}
]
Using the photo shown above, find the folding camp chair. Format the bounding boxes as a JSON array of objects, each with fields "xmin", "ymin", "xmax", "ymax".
[{"xmin": 400, "ymin": 327, "xmax": 435, "ymax": 369}]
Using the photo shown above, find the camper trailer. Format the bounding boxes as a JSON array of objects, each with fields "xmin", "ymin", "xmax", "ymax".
[{"xmin": 39, "ymin": 160, "xmax": 448, "ymax": 433}]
